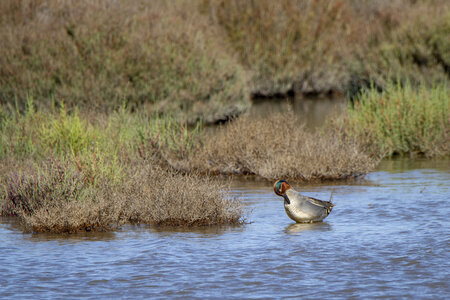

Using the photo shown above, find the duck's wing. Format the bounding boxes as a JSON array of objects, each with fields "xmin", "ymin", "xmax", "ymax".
[
  {"xmin": 306, "ymin": 196, "xmax": 334, "ymax": 209},
  {"xmin": 288, "ymin": 189, "xmax": 334, "ymax": 212},
  {"xmin": 304, "ymin": 196, "xmax": 334, "ymax": 215}
]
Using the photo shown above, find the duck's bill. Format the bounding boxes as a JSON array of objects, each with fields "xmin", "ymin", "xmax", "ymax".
[{"xmin": 283, "ymin": 195, "xmax": 290, "ymax": 204}]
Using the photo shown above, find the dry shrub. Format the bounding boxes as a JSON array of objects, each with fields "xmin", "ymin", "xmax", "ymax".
[
  {"xmin": 190, "ymin": 111, "xmax": 377, "ymax": 181},
  {"xmin": 1, "ymin": 157, "xmax": 124, "ymax": 232},
  {"xmin": 0, "ymin": 156, "xmax": 244, "ymax": 233},
  {"xmin": 206, "ymin": 0, "xmax": 450, "ymax": 96},
  {"xmin": 122, "ymin": 165, "xmax": 244, "ymax": 226},
  {"xmin": 0, "ymin": 0, "xmax": 248, "ymax": 123},
  {"xmin": 18, "ymin": 190, "xmax": 124, "ymax": 234}
]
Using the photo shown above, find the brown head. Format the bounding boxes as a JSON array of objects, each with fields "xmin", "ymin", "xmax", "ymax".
[{"xmin": 273, "ymin": 180, "xmax": 291, "ymax": 196}]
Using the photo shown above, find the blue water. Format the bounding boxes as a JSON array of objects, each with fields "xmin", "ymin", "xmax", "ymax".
[{"xmin": 1, "ymin": 160, "xmax": 449, "ymax": 299}]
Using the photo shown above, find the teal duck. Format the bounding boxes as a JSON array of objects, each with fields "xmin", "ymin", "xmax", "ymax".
[{"xmin": 274, "ymin": 180, "xmax": 334, "ymax": 223}]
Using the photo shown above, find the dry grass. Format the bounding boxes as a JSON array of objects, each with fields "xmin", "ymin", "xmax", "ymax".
[
  {"xmin": 0, "ymin": 156, "xmax": 244, "ymax": 233},
  {"xmin": 121, "ymin": 165, "xmax": 244, "ymax": 227},
  {"xmin": 177, "ymin": 111, "xmax": 378, "ymax": 181},
  {"xmin": 1, "ymin": 157, "xmax": 125, "ymax": 233},
  {"xmin": 0, "ymin": 0, "xmax": 248, "ymax": 123},
  {"xmin": 206, "ymin": 0, "xmax": 450, "ymax": 97}
]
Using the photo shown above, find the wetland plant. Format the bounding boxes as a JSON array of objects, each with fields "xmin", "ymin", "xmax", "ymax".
[
  {"xmin": 345, "ymin": 82, "xmax": 449, "ymax": 157},
  {"xmin": 0, "ymin": 0, "xmax": 248, "ymax": 123},
  {"xmin": 0, "ymin": 157, "xmax": 245, "ymax": 233},
  {"xmin": 0, "ymin": 157, "xmax": 123, "ymax": 233},
  {"xmin": 206, "ymin": 0, "xmax": 450, "ymax": 97},
  {"xmin": 188, "ymin": 111, "xmax": 378, "ymax": 181},
  {"xmin": 121, "ymin": 165, "xmax": 244, "ymax": 227}
]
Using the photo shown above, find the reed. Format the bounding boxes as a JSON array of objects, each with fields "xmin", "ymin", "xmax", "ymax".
[{"xmin": 345, "ymin": 82, "xmax": 449, "ymax": 157}]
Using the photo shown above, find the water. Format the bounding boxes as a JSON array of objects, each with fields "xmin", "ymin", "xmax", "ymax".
[
  {"xmin": 249, "ymin": 96, "xmax": 347, "ymax": 128},
  {"xmin": 1, "ymin": 159, "xmax": 449, "ymax": 299}
]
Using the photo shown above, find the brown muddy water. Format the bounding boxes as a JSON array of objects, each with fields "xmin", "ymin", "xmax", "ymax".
[
  {"xmin": 1, "ymin": 99, "xmax": 449, "ymax": 299},
  {"xmin": 249, "ymin": 96, "xmax": 347, "ymax": 128}
]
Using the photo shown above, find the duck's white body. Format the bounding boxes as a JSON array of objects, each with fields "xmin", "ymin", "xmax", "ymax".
[{"xmin": 283, "ymin": 188, "xmax": 334, "ymax": 223}]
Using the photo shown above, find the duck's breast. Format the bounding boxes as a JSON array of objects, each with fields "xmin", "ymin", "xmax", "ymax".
[{"xmin": 284, "ymin": 203, "xmax": 314, "ymax": 222}]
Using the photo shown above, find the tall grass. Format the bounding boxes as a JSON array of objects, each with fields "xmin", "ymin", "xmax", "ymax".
[
  {"xmin": 149, "ymin": 116, "xmax": 203, "ymax": 160},
  {"xmin": 0, "ymin": 97, "xmax": 40, "ymax": 158},
  {"xmin": 345, "ymin": 82, "xmax": 449, "ymax": 157}
]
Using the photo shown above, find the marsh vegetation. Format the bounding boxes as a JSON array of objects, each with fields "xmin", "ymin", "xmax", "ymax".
[
  {"xmin": 344, "ymin": 82, "xmax": 449, "ymax": 157},
  {"xmin": 0, "ymin": 0, "xmax": 449, "ymax": 233}
]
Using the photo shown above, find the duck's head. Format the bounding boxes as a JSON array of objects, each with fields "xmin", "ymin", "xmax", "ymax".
[{"xmin": 274, "ymin": 180, "xmax": 291, "ymax": 196}]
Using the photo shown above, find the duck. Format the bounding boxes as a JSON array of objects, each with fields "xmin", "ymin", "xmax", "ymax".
[{"xmin": 274, "ymin": 180, "xmax": 334, "ymax": 223}]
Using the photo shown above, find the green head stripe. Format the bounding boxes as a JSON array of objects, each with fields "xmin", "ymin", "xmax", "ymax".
[
  {"xmin": 276, "ymin": 181, "xmax": 282, "ymax": 191},
  {"xmin": 276, "ymin": 180, "xmax": 287, "ymax": 191}
]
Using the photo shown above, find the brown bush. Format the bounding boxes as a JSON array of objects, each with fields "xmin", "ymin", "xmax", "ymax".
[
  {"xmin": 121, "ymin": 165, "xmax": 244, "ymax": 226},
  {"xmin": 0, "ymin": 156, "xmax": 245, "ymax": 233},
  {"xmin": 187, "ymin": 111, "xmax": 378, "ymax": 181},
  {"xmin": 0, "ymin": 0, "xmax": 248, "ymax": 123},
  {"xmin": 0, "ymin": 157, "xmax": 125, "ymax": 232},
  {"xmin": 206, "ymin": 0, "xmax": 450, "ymax": 96}
]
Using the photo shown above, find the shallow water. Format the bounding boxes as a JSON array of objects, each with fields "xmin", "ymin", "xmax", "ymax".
[
  {"xmin": 250, "ymin": 96, "xmax": 347, "ymax": 128},
  {"xmin": 1, "ymin": 159, "xmax": 449, "ymax": 298}
]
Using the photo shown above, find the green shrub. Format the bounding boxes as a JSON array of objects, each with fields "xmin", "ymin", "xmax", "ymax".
[
  {"xmin": 40, "ymin": 103, "xmax": 95, "ymax": 156},
  {"xmin": 345, "ymin": 82, "xmax": 449, "ymax": 157},
  {"xmin": 0, "ymin": 97, "xmax": 40, "ymax": 159}
]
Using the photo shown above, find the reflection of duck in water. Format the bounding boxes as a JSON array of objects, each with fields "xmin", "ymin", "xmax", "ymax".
[
  {"xmin": 285, "ymin": 222, "xmax": 331, "ymax": 234},
  {"xmin": 274, "ymin": 180, "xmax": 334, "ymax": 223}
]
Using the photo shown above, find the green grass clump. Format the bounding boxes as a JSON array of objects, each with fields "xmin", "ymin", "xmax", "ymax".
[
  {"xmin": 345, "ymin": 82, "xmax": 449, "ymax": 157},
  {"xmin": 149, "ymin": 115, "xmax": 203, "ymax": 160},
  {"xmin": 40, "ymin": 103, "xmax": 95, "ymax": 156},
  {"xmin": 0, "ymin": 97, "xmax": 40, "ymax": 159},
  {"xmin": 0, "ymin": 100, "xmax": 205, "ymax": 164}
]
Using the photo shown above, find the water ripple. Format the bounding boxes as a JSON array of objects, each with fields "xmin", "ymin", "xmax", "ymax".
[{"xmin": 1, "ymin": 166, "xmax": 449, "ymax": 298}]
